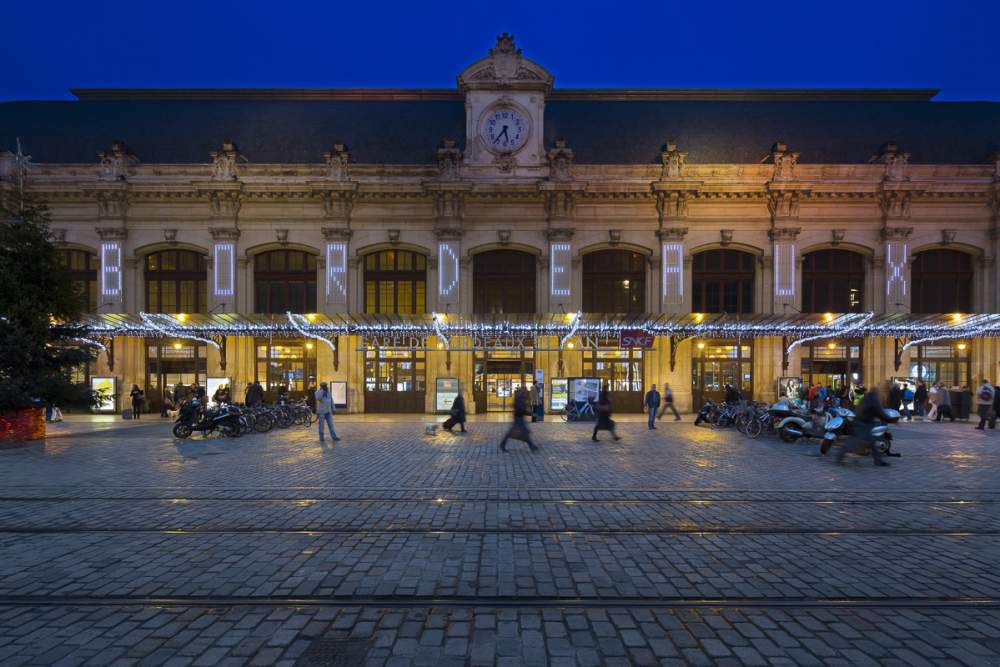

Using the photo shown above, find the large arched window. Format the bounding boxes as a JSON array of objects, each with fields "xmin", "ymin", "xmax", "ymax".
[
  {"xmin": 801, "ymin": 249, "xmax": 865, "ymax": 313},
  {"xmin": 57, "ymin": 249, "xmax": 98, "ymax": 313},
  {"xmin": 582, "ymin": 250, "xmax": 646, "ymax": 313},
  {"xmin": 145, "ymin": 250, "xmax": 208, "ymax": 314},
  {"xmin": 473, "ymin": 250, "xmax": 536, "ymax": 314},
  {"xmin": 364, "ymin": 249, "xmax": 427, "ymax": 314},
  {"xmin": 254, "ymin": 250, "xmax": 318, "ymax": 314},
  {"xmin": 911, "ymin": 249, "xmax": 973, "ymax": 314},
  {"xmin": 692, "ymin": 249, "xmax": 755, "ymax": 314}
]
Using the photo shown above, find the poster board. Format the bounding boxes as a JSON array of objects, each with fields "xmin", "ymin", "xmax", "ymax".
[
  {"xmin": 330, "ymin": 381, "xmax": 348, "ymax": 409},
  {"xmin": 571, "ymin": 377, "xmax": 601, "ymax": 404},
  {"xmin": 777, "ymin": 377, "xmax": 802, "ymax": 400},
  {"xmin": 436, "ymin": 377, "xmax": 460, "ymax": 413},
  {"xmin": 91, "ymin": 376, "xmax": 117, "ymax": 413},
  {"xmin": 550, "ymin": 378, "xmax": 569, "ymax": 411}
]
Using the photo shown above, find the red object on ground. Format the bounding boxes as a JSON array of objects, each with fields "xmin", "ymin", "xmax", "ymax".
[{"xmin": 0, "ymin": 408, "xmax": 45, "ymax": 447}]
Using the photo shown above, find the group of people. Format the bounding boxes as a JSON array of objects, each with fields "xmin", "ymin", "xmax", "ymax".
[{"xmin": 886, "ymin": 380, "xmax": 954, "ymax": 422}]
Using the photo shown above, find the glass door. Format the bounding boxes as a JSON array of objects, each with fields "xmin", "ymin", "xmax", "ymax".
[{"xmin": 691, "ymin": 340, "xmax": 753, "ymax": 409}]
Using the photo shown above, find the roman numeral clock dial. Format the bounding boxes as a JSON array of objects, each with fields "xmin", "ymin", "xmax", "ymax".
[{"xmin": 480, "ymin": 107, "xmax": 528, "ymax": 153}]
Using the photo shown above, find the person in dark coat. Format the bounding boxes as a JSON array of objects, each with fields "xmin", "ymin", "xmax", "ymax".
[
  {"xmin": 914, "ymin": 380, "xmax": 928, "ymax": 419},
  {"xmin": 888, "ymin": 382, "xmax": 903, "ymax": 412},
  {"xmin": 725, "ymin": 384, "xmax": 742, "ymax": 405},
  {"xmin": 500, "ymin": 385, "xmax": 537, "ymax": 451},
  {"xmin": 592, "ymin": 385, "xmax": 621, "ymax": 442},
  {"xmin": 443, "ymin": 390, "xmax": 467, "ymax": 433},
  {"xmin": 129, "ymin": 384, "xmax": 144, "ymax": 419},
  {"xmin": 644, "ymin": 384, "xmax": 661, "ymax": 430}
]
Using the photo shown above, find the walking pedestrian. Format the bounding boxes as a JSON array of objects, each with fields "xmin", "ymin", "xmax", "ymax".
[
  {"xmin": 443, "ymin": 387, "xmax": 467, "ymax": 433},
  {"xmin": 888, "ymin": 381, "xmax": 903, "ymax": 414},
  {"xmin": 658, "ymin": 383, "xmax": 681, "ymax": 421},
  {"xmin": 500, "ymin": 385, "xmax": 537, "ymax": 451},
  {"xmin": 530, "ymin": 382, "xmax": 542, "ymax": 422},
  {"xmin": 592, "ymin": 385, "xmax": 621, "ymax": 442},
  {"xmin": 644, "ymin": 384, "xmax": 660, "ymax": 430},
  {"xmin": 914, "ymin": 380, "xmax": 927, "ymax": 420},
  {"xmin": 976, "ymin": 379, "xmax": 995, "ymax": 429},
  {"xmin": 990, "ymin": 384, "xmax": 1000, "ymax": 429},
  {"xmin": 901, "ymin": 382, "xmax": 914, "ymax": 421},
  {"xmin": 936, "ymin": 383, "xmax": 955, "ymax": 422},
  {"xmin": 314, "ymin": 381, "xmax": 339, "ymax": 442},
  {"xmin": 129, "ymin": 384, "xmax": 144, "ymax": 420},
  {"xmin": 927, "ymin": 382, "xmax": 939, "ymax": 421}
]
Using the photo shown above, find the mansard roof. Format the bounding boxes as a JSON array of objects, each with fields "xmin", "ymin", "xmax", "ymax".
[{"xmin": 2, "ymin": 88, "xmax": 998, "ymax": 165}]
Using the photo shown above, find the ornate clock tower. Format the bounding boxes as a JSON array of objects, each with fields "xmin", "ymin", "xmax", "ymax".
[{"xmin": 457, "ymin": 34, "xmax": 554, "ymax": 179}]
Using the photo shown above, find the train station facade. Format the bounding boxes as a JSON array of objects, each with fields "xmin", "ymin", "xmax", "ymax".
[{"xmin": 3, "ymin": 34, "xmax": 1000, "ymax": 414}]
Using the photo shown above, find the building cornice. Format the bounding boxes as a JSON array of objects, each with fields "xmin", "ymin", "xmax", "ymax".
[{"xmin": 69, "ymin": 87, "xmax": 940, "ymax": 102}]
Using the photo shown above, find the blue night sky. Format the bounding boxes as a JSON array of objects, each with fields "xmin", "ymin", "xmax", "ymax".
[{"xmin": 3, "ymin": 0, "xmax": 998, "ymax": 102}]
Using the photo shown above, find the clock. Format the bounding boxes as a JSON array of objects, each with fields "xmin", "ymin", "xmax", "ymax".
[{"xmin": 480, "ymin": 107, "xmax": 529, "ymax": 153}]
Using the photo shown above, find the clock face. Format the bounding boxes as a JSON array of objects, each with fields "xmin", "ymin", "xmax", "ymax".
[{"xmin": 480, "ymin": 107, "xmax": 528, "ymax": 152}]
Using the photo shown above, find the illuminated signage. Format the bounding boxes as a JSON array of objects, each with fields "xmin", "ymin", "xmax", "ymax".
[
  {"xmin": 550, "ymin": 242, "xmax": 571, "ymax": 297},
  {"xmin": 661, "ymin": 242, "xmax": 683, "ymax": 305},
  {"xmin": 326, "ymin": 241, "xmax": 347, "ymax": 302},
  {"xmin": 438, "ymin": 242, "xmax": 459, "ymax": 299},
  {"xmin": 213, "ymin": 242, "xmax": 235, "ymax": 297},
  {"xmin": 100, "ymin": 242, "xmax": 121, "ymax": 297},
  {"xmin": 774, "ymin": 242, "xmax": 796, "ymax": 297}
]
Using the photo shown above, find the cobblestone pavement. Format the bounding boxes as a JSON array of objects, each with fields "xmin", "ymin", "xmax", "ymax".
[{"xmin": 0, "ymin": 418, "xmax": 998, "ymax": 665}]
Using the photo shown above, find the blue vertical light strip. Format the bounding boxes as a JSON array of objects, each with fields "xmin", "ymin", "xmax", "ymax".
[
  {"xmin": 661, "ymin": 242, "xmax": 683, "ymax": 305},
  {"xmin": 100, "ymin": 242, "xmax": 121, "ymax": 297},
  {"xmin": 438, "ymin": 243, "xmax": 459, "ymax": 298},
  {"xmin": 326, "ymin": 242, "xmax": 347, "ymax": 300},
  {"xmin": 550, "ymin": 242, "xmax": 571, "ymax": 297},
  {"xmin": 213, "ymin": 243, "xmax": 235, "ymax": 297}
]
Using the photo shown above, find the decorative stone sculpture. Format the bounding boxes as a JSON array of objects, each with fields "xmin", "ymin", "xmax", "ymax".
[
  {"xmin": 323, "ymin": 143, "xmax": 350, "ymax": 181},
  {"xmin": 720, "ymin": 230, "xmax": 734, "ymax": 246},
  {"xmin": 210, "ymin": 140, "xmax": 245, "ymax": 181},
  {"xmin": 436, "ymin": 139, "xmax": 463, "ymax": 180},
  {"xmin": 97, "ymin": 141, "xmax": 137, "ymax": 181},
  {"xmin": 660, "ymin": 142, "xmax": 687, "ymax": 180},
  {"xmin": 872, "ymin": 142, "xmax": 910, "ymax": 181},
  {"xmin": 547, "ymin": 139, "xmax": 574, "ymax": 181},
  {"xmin": 766, "ymin": 141, "xmax": 799, "ymax": 182}
]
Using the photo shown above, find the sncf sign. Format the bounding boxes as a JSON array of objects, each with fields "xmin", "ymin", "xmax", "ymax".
[{"xmin": 619, "ymin": 329, "xmax": 655, "ymax": 349}]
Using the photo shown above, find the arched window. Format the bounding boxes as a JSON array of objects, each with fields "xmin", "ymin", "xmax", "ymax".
[
  {"xmin": 692, "ymin": 249, "xmax": 755, "ymax": 314},
  {"xmin": 254, "ymin": 250, "xmax": 317, "ymax": 314},
  {"xmin": 801, "ymin": 249, "xmax": 865, "ymax": 313},
  {"xmin": 145, "ymin": 250, "xmax": 208, "ymax": 314},
  {"xmin": 364, "ymin": 250, "xmax": 426, "ymax": 314},
  {"xmin": 582, "ymin": 250, "xmax": 646, "ymax": 313},
  {"xmin": 57, "ymin": 249, "xmax": 98, "ymax": 313},
  {"xmin": 911, "ymin": 249, "xmax": 972, "ymax": 314},
  {"xmin": 473, "ymin": 250, "xmax": 536, "ymax": 314}
]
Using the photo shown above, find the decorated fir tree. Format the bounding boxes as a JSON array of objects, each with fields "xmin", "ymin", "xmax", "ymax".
[{"xmin": 0, "ymin": 169, "xmax": 98, "ymax": 414}]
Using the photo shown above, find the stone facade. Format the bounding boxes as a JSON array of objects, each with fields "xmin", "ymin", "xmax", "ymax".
[{"xmin": 4, "ymin": 35, "xmax": 1000, "ymax": 413}]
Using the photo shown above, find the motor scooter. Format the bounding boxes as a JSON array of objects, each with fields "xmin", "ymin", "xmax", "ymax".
[
  {"xmin": 173, "ymin": 400, "xmax": 241, "ymax": 439},
  {"xmin": 833, "ymin": 408, "xmax": 901, "ymax": 458},
  {"xmin": 772, "ymin": 402, "xmax": 840, "ymax": 446}
]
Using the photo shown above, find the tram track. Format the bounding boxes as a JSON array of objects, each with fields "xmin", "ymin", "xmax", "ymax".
[
  {"xmin": 0, "ymin": 594, "xmax": 996, "ymax": 609},
  {"xmin": 0, "ymin": 527, "xmax": 995, "ymax": 536}
]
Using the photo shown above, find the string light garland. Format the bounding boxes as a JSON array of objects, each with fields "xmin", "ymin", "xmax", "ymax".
[{"xmin": 286, "ymin": 312, "xmax": 337, "ymax": 352}]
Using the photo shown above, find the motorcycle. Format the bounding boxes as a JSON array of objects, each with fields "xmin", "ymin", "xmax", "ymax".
[
  {"xmin": 694, "ymin": 399, "xmax": 718, "ymax": 426},
  {"xmin": 173, "ymin": 400, "xmax": 242, "ymax": 439},
  {"xmin": 771, "ymin": 402, "xmax": 840, "ymax": 446},
  {"xmin": 833, "ymin": 408, "xmax": 901, "ymax": 458}
]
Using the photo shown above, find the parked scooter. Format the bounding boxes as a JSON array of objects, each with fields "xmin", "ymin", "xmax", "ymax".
[
  {"xmin": 173, "ymin": 400, "xmax": 242, "ymax": 439},
  {"xmin": 771, "ymin": 402, "xmax": 840, "ymax": 447},
  {"xmin": 694, "ymin": 398, "xmax": 718, "ymax": 426}
]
